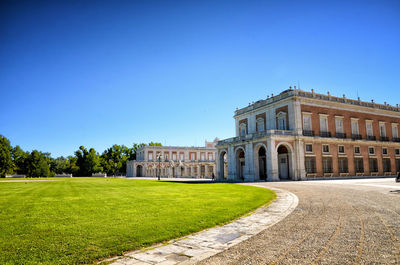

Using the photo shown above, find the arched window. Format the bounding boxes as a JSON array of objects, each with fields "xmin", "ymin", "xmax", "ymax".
[
  {"xmin": 240, "ymin": 123, "xmax": 247, "ymax": 136},
  {"xmin": 256, "ymin": 118, "xmax": 265, "ymax": 132}
]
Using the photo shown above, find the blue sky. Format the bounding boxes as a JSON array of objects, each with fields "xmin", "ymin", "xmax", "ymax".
[{"xmin": 1, "ymin": 0, "xmax": 399, "ymax": 157}]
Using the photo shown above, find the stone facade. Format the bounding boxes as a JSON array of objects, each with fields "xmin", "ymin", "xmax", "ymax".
[
  {"xmin": 126, "ymin": 139, "xmax": 219, "ymax": 178},
  {"xmin": 216, "ymin": 88, "xmax": 400, "ymax": 181}
]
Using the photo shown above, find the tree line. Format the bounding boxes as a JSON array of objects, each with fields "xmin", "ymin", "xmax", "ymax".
[{"xmin": 0, "ymin": 135, "xmax": 161, "ymax": 178}]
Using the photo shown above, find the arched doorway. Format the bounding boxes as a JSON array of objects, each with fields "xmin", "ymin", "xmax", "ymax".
[
  {"xmin": 236, "ymin": 148, "xmax": 245, "ymax": 181},
  {"xmin": 277, "ymin": 145, "xmax": 290, "ymax": 180},
  {"xmin": 136, "ymin": 165, "xmax": 143, "ymax": 177},
  {"xmin": 258, "ymin": 146, "xmax": 267, "ymax": 180},
  {"xmin": 180, "ymin": 167, "xmax": 184, "ymax": 177},
  {"xmin": 218, "ymin": 151, "xmax": 228, "ymax": 180}
]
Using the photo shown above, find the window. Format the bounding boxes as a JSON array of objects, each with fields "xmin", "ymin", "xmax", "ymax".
[
  {"xmin": 396, "ymin": 149, "xmax": 400, "ymax": 156},
  {"xmin": 208, "ymin": 154, "xmax": 213, "ymax": 161},
  {"xmin": 305, "ymin": 144, "xmax": 313, "ymax": 153},
  {"xmin": 392, "ymin": 124, "xmax": 399, "ymax": 138},
  {"xmin": 303, "ymin": 114, "xmax": 312, "ymax": 131},
  {"xmin": 165, "ymin": 153, "xmax": 169, "ymax": 160},
  {"xmin": 396, "ymin": 159, "xmax": 400, "ymax": 173},
  {"xmin": 201, "ymin": 153, "xmax": 205, "ymax": 161},
  {"xmin": 368, "ymin": 147, "xmax": 375, "ymax": 155},
  {"xmin": 319, "ymin": 115, "xmax": 328, "ymax": 133},
  {"xmin": 277, "ymin": 112, "xmax": 287, "ymax": 130},
  {"xmin": 180, "ymin": 153, "xmax": 184, "ymax": 160},
  {"xmin": 383, "ymin": 158, "xmax": 391, "ymax": 172},
  {"xmin": 338, "ymin": 145, "xmax": 345, "ymax": 154},
  {"xmin": 335, "ymin": 117, "xmax": 344, "ymax": 133},
  {"xmin": 366, "ymin": 121, "xmax": 373, "ymax": 136},
  {"xmin": 322, "ymin": 145, "xmax": 330, "ymax": 153},
  {"xmin": 172, "ymin": 154, "xmax": 177, "ymax": 161},
  {"xmin": 256, "ymin": 118, "xmax": 265, "ymax": 132},
  {"xmin": 379, "ymin": 122, "xmax": 386, "ymax": 137},
  {"xmin": 323, "ymin": 157, "xmax": 333, "ymax": 173},
  {"xmin": 148, "ymin": 153, "xmax": 153, "ymax": 161},
  {"xmin": 354, "ymin": 158, "xmax": 364, "ymax": 173},
  {"xmin": 305, "ymin": 157, "xmax": 316, "ymax": 173},
  {"xmin": 240, "ymin": 123, "xmax": 247, "ymax": 136},
  {"xmin": 354, "ymin": 146, "xmax": 360, "ymax": 154},
  {"xmin": 338, "ymin": 157, "xmax": 348, "ymax": 173},
  {"xmin": 351, "ymin": 119, "xmax": 359, "ymax": 135},
  {"xmin": 382, "ymin": 148, "xmax": 388, "ymax": 155},
  {"xmin": 369, "ymin": 158, "xmax": 378, "ymax": 172},
  {"xmin": 190, "ymin": 153, "xmax": 195, "ymax": 160}
]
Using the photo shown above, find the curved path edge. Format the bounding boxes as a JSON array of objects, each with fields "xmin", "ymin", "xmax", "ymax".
[{"xmin": 109, "ymin": 185, "xmax": 298, "ymax": 265}]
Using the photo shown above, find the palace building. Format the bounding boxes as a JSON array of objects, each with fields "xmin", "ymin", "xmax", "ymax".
[
  {"xmin": 126, "ymin": 139, "xmax": 219, "ymax": 178},
  {"xmin": 215, "ymin": 88, "xmax": 400, "ymax": 181}
]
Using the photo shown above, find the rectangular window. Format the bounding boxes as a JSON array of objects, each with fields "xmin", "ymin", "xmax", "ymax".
[
  {"xmin": 369, "ymin": 147, "xmax": 375, "ymax": 155},
  {"xmin": 392, "ymin": 124, "xmax": 399, "ymax": 138},
  {"xmin": 305, "ymin": 144, "xmax": 313, "ymax": 153},
  {"xmin": 369, "ymin": 158, "xmax": 378, "ymax": 172},
  {"xmin": 322, "ymin": 145, "xmax": 330, "ymax": 153},
  {"xmin": 335, "ymin": 118, "xmax": 344, "ymax": 133},
  {"xmin": 322, "ymin": 157, "xmax": 333, "ymax": 173},
  {"xmin": 320, "ymin": 115, "xmax": 328, "ymax": 132},
  {"xmin": 180, "ymin": 153, "xmax": 184, "ymax": 160},
  {"xmin": 396, "ymin": 149, "xmax": 400, "ymax": 156},
  {"xmin": 383, "ymin": 158, "xmax": 391, "ymax": 172},
  {"xmin": 338, "ymin": 157, "xmax": 348, "ymax": 173},
  {"xmin": 172, "ymin": 154, "xmax": 177, "ymax": 161},
  {"xmin": 190, "ymin": 153, "xmax": 195, "ymax": 160},
  {"xmin": 351, "ymin": 119, "xmax": 359, "ymax": 134},
  {"xmin": 396, "ymin": 159, "xmax": 400, "ymax": 173},
  {"xmin": 201, "ymin": 153, "xmax": 205, "ymax": 161},
  {"xmin": 165, "ymin": 154, "xmax": 169, "ymax": 160},
  {"xmin": 382, "ymin": 148, "xmax": 388, "ymax": 155},
  {"xmin": 354, "ymin": 158, "xmax": 364, "ymax": 173},
  {"xmin": 354, "ymin": 146, "xmax": 360, "ymax": 154},
  {"xmin": 379, "ymin": 123, "xmax": 386, "ymax": 137},
  {"xmin": 148, "ymin": 153, "xmax": 153, "ymax": 161},
  {"xmin": 366, "ymin": 121, "xmax": 373, "ymax": 136},
  {"xmin": 338, "ymin": 145, "xmax": 345, "ymax": 154},
  {"xmin": 305, "ymin": 157, "xmax": 316, "ymax": 173},
  {"xmin": 303, "ymin": 115, "xmax": 312, "ymax": 131}
]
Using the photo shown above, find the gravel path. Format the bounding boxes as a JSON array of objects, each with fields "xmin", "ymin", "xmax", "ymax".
[{"xmin": 198, "ymin": 178, "xmax": 400, "ymax": 265}]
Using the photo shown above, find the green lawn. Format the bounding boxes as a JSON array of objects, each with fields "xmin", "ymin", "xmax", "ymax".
[{"xmin": 0, "ymin": 178, "xmax": 275, "ymax": 264}]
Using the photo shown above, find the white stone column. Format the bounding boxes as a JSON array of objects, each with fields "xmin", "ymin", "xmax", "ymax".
[
  {"xmin": 190, "ymin": 165, "xmax": 194, "ymax": 177},
  {"xmin": 227, "ymin": 146, "xmax": 236, "ymax": 181},
  {"xmin": 249, "ymin": 115, "xmax": 256, "ymax": 134},
  {"xmin": 244, "ymin": 143, "xmax": 255, "ymax": 181},
  {"xmin": 198, "ymin": 165, "xmax": 202, "ymax": 178},
  {"xmin": 294, "ymin": 139, "xmax": 306, "ymax": 180},
  {"xmin": 205, "ymin": 165, "xmax": 209, "ymax": 178},
  {"xmin": 235, "ymin": 118, "xmax": 239, "ymax": 137},
  {"xmin": 266, "ymin": 138, "xmax": 279, "ymax": 181}
]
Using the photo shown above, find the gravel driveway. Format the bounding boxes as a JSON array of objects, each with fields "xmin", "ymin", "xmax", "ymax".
[{"xmin": 198, "ymin": 178, "xmax": 400, "ymax": 265}]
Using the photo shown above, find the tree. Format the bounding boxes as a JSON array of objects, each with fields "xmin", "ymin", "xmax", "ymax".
[
  {"xmin": 0, "ymin": 135, "xmax": 15, "ymax": 177},
  {"xmin": 75, "ymin": 146, "xmax": 102, "ymax": 176},
  {"xmin": 12, "ymin": 145, "xmax": 29, "ymax": 175},
  {"xmin": 51, "ymin": 156, "xmax": 69, "ymax": 174},
  {"xmin": 66, "ymin": 156, "xmax": 79, "ymax": 176},
  {"xmin": 100, "ymin": 144, "xmax": 131, "ymax": 175},
  {"xmin": 26, "ymin": 150, "xmax": 53, "ymax": 178}
]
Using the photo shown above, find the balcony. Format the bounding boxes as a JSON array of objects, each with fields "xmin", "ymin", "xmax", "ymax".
[
  {"xmin": 303, "ymin": 130, "xmax": 315, "ymax": 136},
  {"xmin": 352, "ymin": 134, "xmax": 362, "ymax": 140},
  {"xmin": 217, "ymin": 129, "xmax": 297, "ymax": 145},
  {"xmin": 320, "ymin": 131, "xmax": 331, "ymax": 137},
  {"xmin": 380, "ymin": 136, "xmax": 389, "ymax": 141},
  {"xmin": 393, "ymin": 137, "xmax": 400, "ymax": 142},
  {"xmin": 367, "ymin": 135, "xmax": 376, "ymax": 141},
  {"xmin": 336, "ymin": 132, "xmax": 346, "ymax": 138}
]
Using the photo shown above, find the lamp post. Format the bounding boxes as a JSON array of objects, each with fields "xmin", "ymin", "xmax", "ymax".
[{"xmin": 156, "ymin": 153, "xmax": 163, "ymax": 181}]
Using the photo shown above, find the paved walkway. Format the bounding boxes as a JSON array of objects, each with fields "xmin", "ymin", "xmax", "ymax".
[
  {"xmin": 109, "ymin": 186, "xmax": 298, "ymax": 265},
  {"xmin": 199, "ymin": 178, "xmax": 400, "ymax": 264}
]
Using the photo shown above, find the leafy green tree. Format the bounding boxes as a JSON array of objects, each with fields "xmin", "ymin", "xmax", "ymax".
[
  {"xmin": 66, "ymin": 156, "xmax": 79, "ymax": 176},
  {"xmin": 12, "ymin": 145, "xmax": 29, "ymax": 174},
  {"xmin": 75, "ymin": 146, "xmax": 102, "ymax": 176},
  {"xmin": 100, "ymin": 144, "xmax": 131, "ymax": 175},
  {"xmin": 26, "ymin": 150, "xmax": 53, "ymax": 178},
  {"xmin": 51, "ymin": 156, "xmax": 70, "ymax": 174},
  {"xmin": 0, "ymin": 135, "xmax": 15, "ymax": 177}
]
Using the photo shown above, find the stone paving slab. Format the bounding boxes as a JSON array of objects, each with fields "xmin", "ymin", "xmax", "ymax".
[{"xmin": 108, "ymin": 185, "xmax": 298, "ymax": 265}]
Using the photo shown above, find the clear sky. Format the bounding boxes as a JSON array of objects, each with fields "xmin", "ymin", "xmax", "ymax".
[{"xmin": 1, "ymin": 0, "xmax": 399, "ymax": 157}]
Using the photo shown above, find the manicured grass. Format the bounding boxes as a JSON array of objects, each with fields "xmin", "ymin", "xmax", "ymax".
[{"xmin": 0, "ymin": 178, "xmax": 275, "ymax": 264}]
